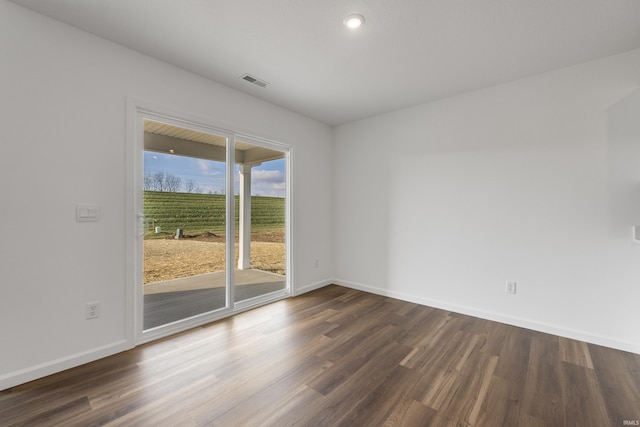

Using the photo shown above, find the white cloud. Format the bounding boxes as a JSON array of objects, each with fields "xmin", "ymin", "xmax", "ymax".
[
  {"xmin": 252, "ymin": 169, "xmax": 283, "ymax": 182},
  {"xmin": 196, "ymin": 159, "xmax": 221, "ymax": 176},
  {"xmin": 250, "ymin": 169, "xmax": 285, "ymax": 197}
]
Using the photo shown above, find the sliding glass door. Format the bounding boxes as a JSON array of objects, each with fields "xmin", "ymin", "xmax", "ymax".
[{"xmin": 132, "ymin": 109, "xmax": 290, "ymax": 342}]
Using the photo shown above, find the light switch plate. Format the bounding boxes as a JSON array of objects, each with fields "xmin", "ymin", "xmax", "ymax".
[{"xmin": 77, "ymin": 204, "xmax": 100, "ymax": 222}]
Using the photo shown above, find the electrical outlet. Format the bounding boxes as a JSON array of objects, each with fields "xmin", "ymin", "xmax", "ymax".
[
  {"xmin": 314, "ymin": 259, "xmax": 319, "ymax": 268},
  {"xmin": 505, "ymin": 281, "xmax": 517, "ymax": 295},
  {"xmin": 86, "ymin": 301, "xmax": 100, "ymax": 319}
]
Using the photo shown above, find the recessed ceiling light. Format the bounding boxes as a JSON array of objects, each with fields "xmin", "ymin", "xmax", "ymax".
[{"xmin": 344, "ymin": 14, "xmax": 365, "ymax": 29}]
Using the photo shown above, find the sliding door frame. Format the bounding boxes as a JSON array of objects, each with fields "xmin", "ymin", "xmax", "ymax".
[{"xmin": 125, "ymin": 99, "xmax": 292, "ymax": 346}]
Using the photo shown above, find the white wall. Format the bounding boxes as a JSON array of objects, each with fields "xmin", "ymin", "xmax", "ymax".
[
  {"xmin": 334, "ymin": 49, "xmax": 640, "ymax": 353},
  {"xmin": 0, "ymin": 1, "xmax": 333, "ymax": 390}
]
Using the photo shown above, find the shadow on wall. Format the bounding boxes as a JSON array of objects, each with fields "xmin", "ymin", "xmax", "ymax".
[
  {"xmin": 606, "ymin": 88, "xmax": 640, "ymax": 235},
  {"xmin": 605, "ymin": 87, "xmax": 640, "ymax": 351}
]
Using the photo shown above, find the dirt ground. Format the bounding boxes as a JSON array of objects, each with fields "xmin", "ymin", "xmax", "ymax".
[{"xmin": 144, "ymin": 232, "xmax": 285, "ymax": 284}]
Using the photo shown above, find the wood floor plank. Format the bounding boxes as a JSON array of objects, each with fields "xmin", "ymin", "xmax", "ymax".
[
  {"xmin": 2, "ymin": 284, "xmax": 639, "ymax": 426},
  {"xmin": 308, "ymin": 325, "xmax": 398, "ymax": 395},
  {"xmin": 399, "ymin": 315, "xmax": 464, "ymax": 371},
  {"xmin": 473, "ymin": 376, "xmax": 516, "ymax": 427},
  {"xmin": 383, "ymin": 396, "xmax": 437, "ymax": 426},
  {"xmin": 337, "ymin": 365, "xmax": 418, "ymax": 427},
  {"xmin": 559, "ymin": 361, "xmax": 610, "ymax": 427},
  {"xmin": 468, "ymin": 354, "xmax": 499, "ymax": 425},
  {"xmin": 559, "ymin": 336, "xmax": 594, "ymax": 369},
  {"xmin": 521, "ymin": 334, "xmax": 565, "ymax": 425},
  {"xmin": 478, "ymin": 326, "xmax": 531, "ymax": 425},
  {"xmin": 300, "ymin": 338, "xmax": 413, "ymax": 427},
  {"xmin": 256, "ymin": 385, "xmax": 325, "ymax": 427},
  {"xmin": 589, "ymin": 343, "xmax": 640, "ymax": 425},
  {"xmin": 4, "ymin": 396, "xmax": 92, "ymax": 427}
]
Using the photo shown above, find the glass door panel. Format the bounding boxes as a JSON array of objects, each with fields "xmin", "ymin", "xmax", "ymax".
[
  {"xmin": 233, "ymin": 140, "xmax": 287, "ymax": 303},
  {"xmin": 142, "ymin": 119, "xmax": 228, "ymax": 330}
]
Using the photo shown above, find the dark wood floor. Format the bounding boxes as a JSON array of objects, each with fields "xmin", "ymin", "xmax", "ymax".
[{"xmin": 2, "ymin": 285, "xmax": 639, "ymax": 426}]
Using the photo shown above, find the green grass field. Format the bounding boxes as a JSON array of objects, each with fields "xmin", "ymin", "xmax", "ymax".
[{"xmin": 143, "ymin": 191, "xmax": 285, "ymax": 238}]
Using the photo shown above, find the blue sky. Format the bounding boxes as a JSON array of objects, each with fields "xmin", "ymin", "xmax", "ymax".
[{"xmin": 144, "ymin": 151, "xmax": 286, "ymax": 197}]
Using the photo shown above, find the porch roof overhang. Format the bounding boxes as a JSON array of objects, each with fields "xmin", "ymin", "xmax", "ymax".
[{"xmin": 143, "ymin": 120, "xmax": 284, "ymax": 165}]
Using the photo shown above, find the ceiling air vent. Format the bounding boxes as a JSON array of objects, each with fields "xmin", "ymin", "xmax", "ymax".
[{"xmin": 240, "ymin": 74, "xmax": 268, "ymax": 88}]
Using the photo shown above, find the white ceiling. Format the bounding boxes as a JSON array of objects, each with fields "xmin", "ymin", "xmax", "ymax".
[{"xmin": 11, "ymin": 0, "xmax": 640, "ymax": 125}]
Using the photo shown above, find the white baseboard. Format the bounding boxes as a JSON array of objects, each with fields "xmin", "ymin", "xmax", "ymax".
[
  {"xmin": 334, "ymin": 278, "xmax": 640, "ymax": 355},
  {"xmin": 294, "ymin": 278, "xmax": 334, "ymax": 296},
  {"xmin": 0, "ymin": 340, "xmax": 132, "ymax": 391}
]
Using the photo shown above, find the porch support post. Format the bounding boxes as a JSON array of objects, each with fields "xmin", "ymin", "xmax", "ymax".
[{"xmin": 238, "ymin": 164, "xmax": 253, "ymax": 270}]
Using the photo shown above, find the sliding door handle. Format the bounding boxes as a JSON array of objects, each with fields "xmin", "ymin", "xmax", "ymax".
[{"xmin": 137, "ymin": 213, "xmax": 149, "ymax": 237}]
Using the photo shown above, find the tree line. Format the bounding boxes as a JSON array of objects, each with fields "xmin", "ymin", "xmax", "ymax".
[{"xmin": 144, "ymin": 172, "xmax": 201, "ymax": 193}]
